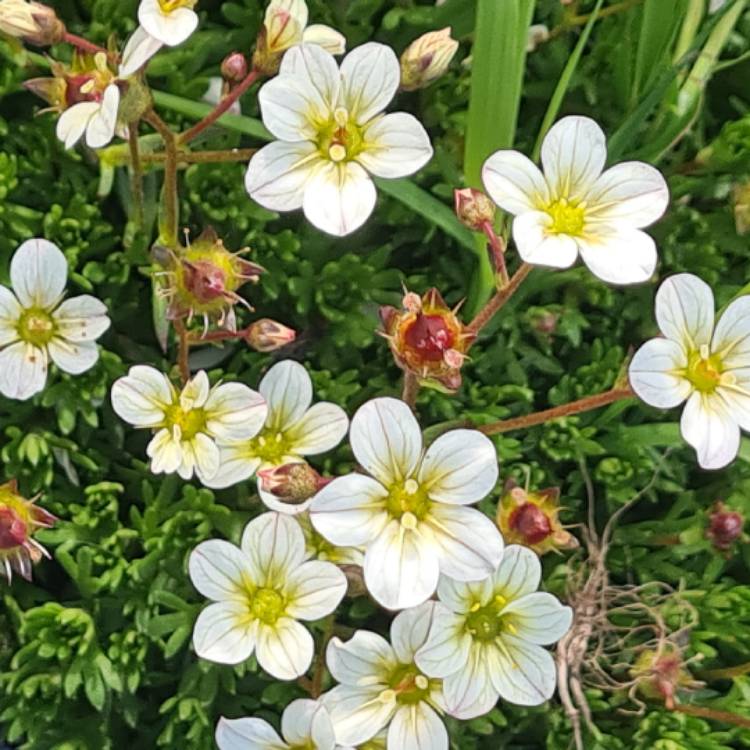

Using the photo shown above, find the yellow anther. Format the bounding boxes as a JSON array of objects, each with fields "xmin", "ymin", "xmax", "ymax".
[
  {"xmin": 401, "ymin": 512, "xmax": 418, "ymax": 530},
  {"xmin": 334, "ymin": 107, "xmax": 349, "ymax": 127},
  {"xmin": 404, "ymin": 479, "xmax": 419, "ymax": 495},
  {"xmin": 415, "ymin": 675, "xmax": 429, "ymax": 690},
  {"xmin": 329, "ymin": 144, "xmax": 346, "ymax": 162}
]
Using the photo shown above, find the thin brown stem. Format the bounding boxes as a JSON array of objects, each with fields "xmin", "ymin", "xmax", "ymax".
[
  {"xmin": 140, "ymin": 148, "xmax": 258, "ymax": 166},
  {"xmin": 128, "ymin": 124, "xmax": 144, "ymax": 228},
  {"xmin": 548, "ymin": 0, "xmax": 644, "ymax": 40},
  {"xmin": 174, "ymin": 319, "xmax": 191, "ymax": 384},
  {"xmin": 179, "ymin": 69, "xmax": 263, "ymax": 145},
  {"xmin": 672, "ymin": 702, "xmax": 750, "ymax": 729},
  {"xmin": 188, "ymin": 328, "xmax": 245, "ymax": 344},
  {"xmin": 467, "ymin": 263, "xmax": 532, "ymax": 335},
  {"xmin": 401, "ymin": 372, "xmax": 420, "ymax": 409},
  {"xmin": 311, "ymin": 615, "xmax": 336, "ymax": 699},
  {"xmin": 478, "ymin": 386, "xmax": 634, "ymax": 436},
  {"xmin": 481, "ymin": 221, "xmax": 509, "ymax": 286},
  {"xmin": 144, "ymin": 110, "xmax": 179, "ymax": 245},
  {"xmin": 700, "ymin": 661, "xmax": 750, "ymax": 681},
  {"xmin": 62, "ymin": 31, "xmax": 108, "ymax": 57}
]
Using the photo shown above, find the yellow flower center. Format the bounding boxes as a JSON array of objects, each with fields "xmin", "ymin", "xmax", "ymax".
[
  {"xmin": 17, "ymin": 308, "xmax": 56, "ymax": 347},
  {"xmin": 547, "ymin": 198, "xmax": 586, "ymax": 236},
  {"xmin": 685, "ymin": 349, "xmax": 724, "ymax": 393},
  {"xmin": 158, "ymin": 0, "xmax": 197, "ymax": 12},
  {"xmin": 248, "ymin": 428, "xmax": 294, "ymax": 465},
  {"xmin": 386, "ymin": 663, "xmax": 435, "ymax": 705},
  {"xmin": 163, "ymin": 404, "xmax": 207, "ymax": 440},
  {"xmin": 249, "ymin": 587, "xmax": 285, "ymax": 625},
  {"xmin": 385, "ymin": 479, "xmax": 430, "ymax": 522},
  {"xmin": 465, "ymin": 594, "xmax": 516, "ymax": 642},
  {"xmin": 318, "ymin": 107, "xmax": 365, "ymax": 164}
]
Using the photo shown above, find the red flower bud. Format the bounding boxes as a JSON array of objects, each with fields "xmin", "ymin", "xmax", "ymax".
[
  {"xmin": 706, "ymin": 502, "xmax": 744, "ymax": 551},
  {"xmin": 454, "ymin": 188, "xmax": 496, "ymax": 232},
  {"xmin": 244, "ymin": 318, "xmax": 296, "ymax": 352},
  {"xmin": 257, "ymin": 463, "xmax": 330, "ymax": 503},
  {"xmin": 221, "ymin": 52, "xmax": 248, "ymax": 83}
]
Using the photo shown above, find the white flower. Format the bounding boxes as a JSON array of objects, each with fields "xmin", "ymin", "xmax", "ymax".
[
  {"xmin": 189, "ymin": 512, "xmax": 347, "ymax": 680},
  {"xmin": 298, "ymin": 513, "xmax": 364, "ymax": 567},
  {"xmin": 111, "ymin": 367, "xmax": 267, "ymax": 483},
  {"xmin": 309, "ymin": 397, "xmax": 503, "ymax": 610},
  {"xmin": 204, "ymin": 360, "xmax": 349, "ymax": 515},
  {"xmin": 245, "ymin": 43, "xmax": 433, "ymax": 236},
  {"xmin": 261, "ymin": 0, "xmax": 345, "ymax": 56},
  {"xmin": 629, "ymin": 273, "xmax": 750, "ymax": 470},
  {"xmin": 216, "ymin": 699, "xmax": 339, "ymax": 750},
  {"xmin": 415, "ymin": 545, "xmax": 572, "ymax": 717},
  {"xmin": 0, "ymin": 239, "xmax": 110, "ymax": 401},
  {"xmin": 482, "ymin": 115, "xmax": 669, "ymax": 285},
  {"xmin": 323, "ymin": 602, "xmax": 449, "ymax": 749}
]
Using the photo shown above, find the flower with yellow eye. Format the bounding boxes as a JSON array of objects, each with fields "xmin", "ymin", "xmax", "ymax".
[
  {"xmin": 111, "ymin": 367, "xmax": 267, "ymax": 483},
  {"xmin": 0, "ymin": 239, "xmax": 110, "ymax": 401},
  {"xmin": 629, "ymin": 273, "xmax": 750, "ymax": 470},
  {"xmin": 482, "ymin": 115, "xmax": 669, "ymax": 285},
  {"xmin": 245, "ymin": 42, "xmax": 433, "ymax": 236}
]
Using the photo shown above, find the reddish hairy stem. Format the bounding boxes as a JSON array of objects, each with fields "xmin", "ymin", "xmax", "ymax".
[
  {"xmin": 467, "ymin": 262, "xmax": 532, "ymax": 335},
  {"xmin": 481, "ymin": 221, "xmax": 509, "ymax": 286},
  {"xmin": 672, "ymin": 702, "xmax": 750, "ymax": 729},
  {"xmin": 478, "ymin": 386, "xmax": 634, "ymax": 436},
  {"xmin": 401, "ymin": 372, "xmax": 420, "ymax": 410},
  {"xmin": 179, "ymin": 69, "xmax": 263, "ymax": 144},
  {"xmin": 174, "ymin": 320, "xmax": 191, "ymax": 384},
  {"xmin": 62, "ymin": 32, "xmax": 108, "ymax": 56}
]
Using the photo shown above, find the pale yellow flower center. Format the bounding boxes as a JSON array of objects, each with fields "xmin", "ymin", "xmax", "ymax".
[
  {"xmin": 158, "ymin": 0, "xmax": 197, "ymax": 13},
  {"xmin": 465, "ymin": 594, "xmax": 517, "ymax": 642},
  {"xmin": 249, "ymin": 586, "xmax": 285, "ymax": 624},
  {"xmin": 248, "ymin": 427, "xmax": 294, "ymax": 464},
  {"xmin": 17, "ymin": 308, "xmax": 55, "ymax": 347},
  {"xmin": 546, "ymin": 197, "xmax": 586, "ymax": 236},
  {"xmin": 163, "ymin": 403, "xmax": 207, "ymax": 440},
  {"xmin": 685, "ymin": 348, "xmax": 724, "ymax": 393},
  {"xmin": 317, "ymin": 107, "xmax": 365, "ymax": 164},
  {"xmin": 385, "ymin": 478, "xmax": 430, "ymax": 522}
]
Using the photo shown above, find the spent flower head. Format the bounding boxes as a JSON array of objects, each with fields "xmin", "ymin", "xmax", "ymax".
[
  {"xmin": 706, "ymin": 501, "xmax": 745, "ymax": 551},
  {"xmin": 190, "ymin": 513, "xmax": 347, "ymax": 679},
  {"xmin": 0, "ymin": 238, "xmax": 110, "ymax": 401},
  {"xmin": 399, "ymin": 27, "xmax": 458, "ymax": 91},
  {"xmin": 310, "ymin": 397, "xmax": 503, "ymax": 610}
]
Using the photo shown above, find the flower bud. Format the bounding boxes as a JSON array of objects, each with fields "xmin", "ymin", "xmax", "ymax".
[
  {"xmin": 0, "ymin": 479, "xmax": 55, "ymax": 582},
  {"xmin": 257, "ymin": 462, "xmax": 329, "ymax": 503},
  {"xmin": 526, "ymin": 23, "xmax": 549, "ymax": 52},
  {"xmin": 380, "ymin": 287, "xmax": 474, "ymax": 393},
  {"xmin": 400, "ymin": 27, "xmax": 458, "ymax": 91},
  {"xmin": 454, "ymin": 188, "xmax": 496, "ymax": 232},
  {"xmin": 252, "ymin": 0, "xmax": 306, "ymax": 75},
  {"xmin": 340, "ymin": 564, "xmax": 367, "ymax": 597},
  {"xmin": 221, "ymin": 51, "xmax": 248, "ymax": 83},
  {"xmin": 244, "ymin": 318, "xmax": 296, "ymax": 352},
  {"xmin": 706, "ymin": 502, "xmax": 744, "ymax": 551},
  {"xmin": 733, "ymin": 180, "xmax": 750, "ymax": 236},
  {"xmin": 0, "ymin": 0, "xmax": 65, "ymax": 46},
  {"xmin": 496, "ymin": 481, "xmax": 578, "ymax": 555}
]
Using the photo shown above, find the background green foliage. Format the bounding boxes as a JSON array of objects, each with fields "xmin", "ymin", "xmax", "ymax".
[{"xmin": 1, "ymin": 0, "xmax": 750, "ymax": 748}]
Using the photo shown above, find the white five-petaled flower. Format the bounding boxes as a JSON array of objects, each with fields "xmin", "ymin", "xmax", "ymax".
[
  {"xmin": 204, "ymin": 360, "xmax": 349, "ymax": 514},
  {"xmin": 0, "ymin": 239, "xmax": 110, "ymax": 401},
  {"xmin": 216, "ymin": 699, "xmax": 344, "ymax": 750},
  {"xmin": 261, "ymin": 0, "xmax": 345, "ymax": 57},
  {"xmin": 629, "ymin": 273, "xmax": 750, "ymax": 470},
  {"xmin": 245, "ymin": 42, "xmax": 433, "ymax": 236},
  {"xmin": 189, "ymin": 512, "xmax": 347, "ymax": 680},
  {"xmin": 415, "ymin": 545, "xmax": 573, "ymax": 717},
  {"xmin": 482, "ymin": 115, "xmax": 669, "ymax": 285},
  {"xmin": 111, "ymin": 367, "xmax": 267, "ymax": 483},
  {"xmin": 309, "ymin": 397, "xmax": 503, "ymax": 610},
  {"xmin": 323, "ymin": 602, "xmax": 449, "ymax": 749}
]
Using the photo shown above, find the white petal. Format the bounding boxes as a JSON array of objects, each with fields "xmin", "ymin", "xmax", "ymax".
[
  {"xmin": 586, "ymin": 161, "xmax": 669, "ymax": 227},
  {"xmin": 119, "ymin": 26, "xmax": 163, "ymax": 78},
  {"xmin": 203, "ymin": 444, "xmax": 262, "ymax": 489},
  {"xmin": 390, "ymin": 601, "xmax": 439, "ymax": 664},
  {"xmin": 192, "ymin": 433, "xmax": 221, "ymax": 483},
  {"xmin": 204, "ymin": 382, "xmax": 268, "ymax": 442},
  {"xmin": 488, "ymin": 636, "xmax": 557, "ymax": 706},
  {"xmin": 500, "ymin": 592, "xmax": 573, "ymax": 645},
  {"xmin": 326, "ymin": 630, "xmax": 395, "ymax": 686},
  {"xmin": 364, "ymin": 521, "xmax": 439, "ymax": 610},
  {"xmin": 323, "ymin": 685, "xmax": 395, "ymax": 746},
  {"xmin": 436, "ymin": 575, "xmax": 493, "ymax": 613},
  {"xmin": 309, "ymin": 474, "xmax": 389, "ymax": 546},
  {"xmin": 0, "ymin": 286, "xmax": 21, "ymax": 347},
  {"xmin": 285, "ymin": 401, "xmax": 349, "ymax": 455},
  {"xmin": 215, "ymin": 717, "xmax": 286, "ymax": 750},
  {"xmin": 424, "ymin": 504, "xmax": 504, "ymax": 582},
  {"xmin": 340, "ymin": 43, "xmax": 399, "ymax": 124},
  {"xmin": 56, "ymin": 102, "xmax": 98, "ymax": 149},
  {"xmin": 139, "ymin": 0, "xmax": 198, "ymax": 46},
  {"xmin": 245, "ymin": 140, "xmax": 320, "ymax": 212},
  {"xmin": 414, "ymin": 605, "xmax": 471, "ymax": 679},
  {"xmin": 541, "ymin": 115, "xmax": 606, "ymax": 201},
  {"xmin": 302, "ymin": 24, "xmax": 346, "ymax": 54},
  {"xmin": 712, "ymin": 295, "xmax": 750, "ymax": 369},
  {"xmin": 680, "ymin": 391, "xmax": 740, "ymax": 470},
  {"xmin": 482, "ymin": 150, "xmax": 549, "ymax": 215},
  {"xmin": 53, "ymin": 295, "xmax": 110, "ymax": 342},
  {"xmin": 512, "ymin": 211, "xmax": 579, "ymax": 269},
  {"xmin": 192, "ymin": 601, "xmax": 256, "ymax": 664},
  {"xmin": 240, "ymin": 512, "xmax": 307, "ymax": 583},
  {"xmin": 284, "ymin": 560, "xmax": 347, "ymax": 620},
  {"xmin": 0, "ymin": 341, "xmax": 48, "ymax": 401},
  {"xmin": 110, "ymin": 365, "xmax": 172, "ymax": 427},
  {"xmin": 255, "ymin": 618, "xmax": 314, "ymax": 680},
  {"xmin": 628, "ymin": 337, "xmax": 691, "ymax": 409},
  {"xmin": 282, "ymin": 699, "xmax": 335, "ymax": 750},
  {"xmin": 260, "ymin": 359, "xmax": 313, "ymax": 431},
  {"xmin": 188, "ymin": 539, "xmax": 249, "ymax": 600},
  {"xmin": 655, "ymin": 273, "xmax": 714, "ymax": 350},
  {"xmin": 85, "ymin": 84, "xmax": 119, "ymax": 149},
  {"xmin": 441, "ymin": 644, "xmax": 497, "ymax": 719},
  {"xmin": 717, "ymin": 384, "xmax": 750, "ymax": 432},
  {"xmin": 350, "ymin": 397, "xmax": 422, "ymax": 486},
  {"xmin": 147, "ymin": 429, "xmax": 183, "ymax": 475},
  {"xmin": 419, "ymin": 429, "xmax": 498, "ymax": 504},
  {"xmin": 492, "ymin": 545, "xmax": 541, "ymax": 601},
  {"xmin": 263, "ymin": 44, "xmax": 340, "ymax": 140},
  {"xmin": 47, "ymin": 338, "xmax": 99, "ymax": 374},
  {"xmin": 357, "ymin": 113, "xmax": 433, "ymax": 179},
  {"xmin": 180, "ymin": 370, "xmax": 210, "ymax": 410},
  {"xmin": 10, "ymin": 238, "xmax": 67, "ymax": 309},
  {"xmin": 302, "ymin": 161, "xmax": 377, "ymax": 237},
  {"xmin": 388, "ymin": 703, "xmax": 448, "ymax": 750},
  {"xmin": 576, "ymin": 223, "xmax": 657, "ymax": 285}
]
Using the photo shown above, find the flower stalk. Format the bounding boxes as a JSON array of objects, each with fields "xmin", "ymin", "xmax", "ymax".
[{"xmin": 467, "ymin": 262, "xmax": 532, "ymax": 335}]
